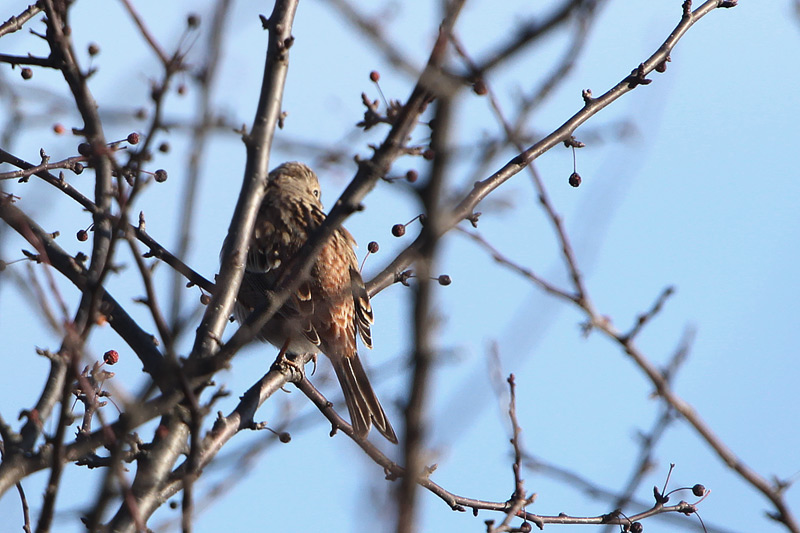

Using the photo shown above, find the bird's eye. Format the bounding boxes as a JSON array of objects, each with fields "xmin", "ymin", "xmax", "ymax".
[{"xmin": 312, "ymin": 188, "xmax": 320, "ymax": 198}]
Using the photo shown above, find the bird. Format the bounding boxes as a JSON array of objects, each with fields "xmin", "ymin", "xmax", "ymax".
[{"xmin": 235, "ymin": 161, "xmax": 398, "ymax": 443}]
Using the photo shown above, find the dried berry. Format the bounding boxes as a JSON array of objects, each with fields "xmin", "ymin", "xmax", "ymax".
[
  {"xmin": 77, "ymin": 229, "xmax": 89, "ymax": 242},
  {"xmin": 692, "ymin": 484, "xmax": 706, "ymax": 497},
  {"xmin": 568, "ymin": 172, "xmax": 581, "ymax": 188},
  {"xmin": 367, "ymin": 241, "xmax": 379, "ymax": 253},
  {"xmin": 88, "ymin": 43, "xmax": 100, "ymax": 56},
  {"xmin": 406, "ymin": 169, "xmax": 418, "ymax": 183},
  {"xmin": 127, "ymin": 132, "xmax": 140, "ymax": 145},
  {"xmin": 103, "ymin": 349, "xmax": 119, "ymax": 365},
  {"xmin": 391, "ymin": 224, "xmax": 405, "ymax": 237},
  {"xmin": 21, "ymin": 68, "xmax": 32, "ymax": 80},
  {"xmin": 369, "ymin": 70, "xmax": 380, "ymax": 82},
  {"xmin": 154, "ymin": 169, "xmax": 168, "ymax": 183},
  {"xmin": 437, "ymin": 275, "xmax": 451, "ymax": 286}
]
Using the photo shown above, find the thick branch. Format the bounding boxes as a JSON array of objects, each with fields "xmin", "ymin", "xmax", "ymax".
[{"xmin": 191, "ymin": 0, "xmax": 299, "ymax": 360}]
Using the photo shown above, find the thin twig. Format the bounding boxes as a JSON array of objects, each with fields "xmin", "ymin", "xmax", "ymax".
[
  {"xmin": 456, "ymin": 227, "xmax": 577, "ymax": 302},
  {"xmin": 124, "ymin": 231, "xmax": 175, "ymax": 355},
  {"xmin": 35, "ymin": 340, "xmax": 81, "ymax": 533},
  {"xmin": 169, "ymin": 0, "xmax": 234, "ymax": 336},
  {"xmin": 118, "ymin": 0, "xmax": 170, "ymax": 66},
  {"xmin": 475, "ymin": 0, "xmax": 598, "ymax": 74},
  {"xmin": 0, "ymin": 53, "xmax": 57, "ymax": 68},
  {"xmin": 321, "ymin": 0, "xmax": 419, "ymax": 77},
  {"xmin": 0, "ymin": 3, "xmax": 43, "ymax": 38},
  {"xmin": 16, "ymin": 482, "xmax": 32, "ymax": 533},
  {"xmin": 622, "ymin": 285, "xmax": 676, "ymax": 342},
  {"xmin": 600, "ymin": 329, "xmax": 694, "ymax": 533}
]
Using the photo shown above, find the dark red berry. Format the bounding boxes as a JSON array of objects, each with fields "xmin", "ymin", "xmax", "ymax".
[
  {"xmin": 158, "ymin": 142, "xmax": 170, "ymax": 153},
  {"xmin": 472, "ymin": 79, "xmax": 488, "ymax": 95},
  {"xmin": 369, "ymin": 70, "xmax": 380, "ymax": 82},
  {"xmin": 21, "ymin": 68, "xmax": 32, "ymax": 80},
  {"xmin": 422, "ymin": 149, "xmax": 434, "ymax": 160},
  {"xmin": 367, "ymin": 241, "xmax": 379, "ymax": 253},
  {"xmin": 568, "ymin": 172, "xmax": 581, "ymax": 187},
  {"xmin": 391, "ymin": 224, "xmax": 406, "ymax": 237},
  {"xmin": 88, "ymin": 43, "xmax": 100, "ymax": 56},
  {"xmin": 103, "ymin": 350, "xmax": 119, "ymax": 365},
  {"xmin": 406, "ymin": 169, "xmax": 418, "ymax": 183},
  {"xmin": 200, "ymin": 293, "xmax": 211, "ymax": 305},
  {"xmin": 78, "ymin": 143, "xmax": 92, "ymax": 156},
  {"xmin": 279, "ymin": 432, "xmax": 291, "ymax": 443},
  {"xmin": 187, "ymin": 14, "xmax": 200, "ymax": 28},
  {"xmin": 437, "ymin": 275, "xmax": 451, "ymax": 286},
  {"xmin": 692, "ymin": 484, "xmax": 706, "ymax": 497},
  {"xmin": 53, "ymin": 123, "xmax": 66, "ymax": 135},
  {"xmin": 77, "ymin": 229, "xmax": 89, "ymax": 242},
  {"xmin": 127, "ymin": 132, "xmax": 140, "ymax": 145},
  {"xmin": 154, "ymin": 169, "xmax": 168, "ymax": 183}
]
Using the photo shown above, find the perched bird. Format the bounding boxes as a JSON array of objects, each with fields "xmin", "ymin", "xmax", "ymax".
[{"xmin": 236, "ymin": 161, "xmax": 397, "ymax": 443}]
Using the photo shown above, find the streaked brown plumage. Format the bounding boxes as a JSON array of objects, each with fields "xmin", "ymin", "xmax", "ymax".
[{"xmin": 236, "ymin": 161, "xmax": 397, "ymax": 443}]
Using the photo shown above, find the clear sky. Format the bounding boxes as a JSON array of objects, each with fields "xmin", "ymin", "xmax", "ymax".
[{"xmin": 0, "ymin": 1, "xmax": 797, "ymax": 532}]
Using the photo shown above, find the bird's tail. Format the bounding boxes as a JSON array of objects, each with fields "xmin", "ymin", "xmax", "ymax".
[{"xmin": 333, "ymin": 354, "xmax": 398, "ymax": 444}]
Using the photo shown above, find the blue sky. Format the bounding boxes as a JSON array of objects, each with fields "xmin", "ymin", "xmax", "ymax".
[{"xmin": 0, "ymin": 1, "xmax": 798, "ymax": 532}]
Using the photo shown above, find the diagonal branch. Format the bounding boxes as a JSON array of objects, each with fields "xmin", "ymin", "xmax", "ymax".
[
  {"xmin": 191, "ymin": 0, "xmax": 299, "ymax": 361},
  {"xmin": 366, "ymin": 0, "xmax": 735, "ymax": 297},
  {"xmin": 0, "ymin": 3, "xmax": 42, "ymax": 38}
]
